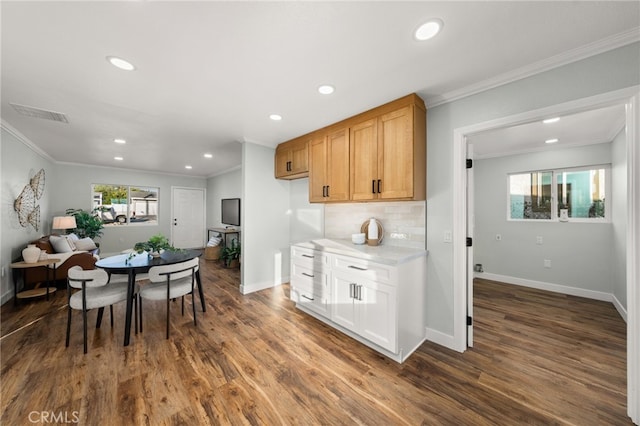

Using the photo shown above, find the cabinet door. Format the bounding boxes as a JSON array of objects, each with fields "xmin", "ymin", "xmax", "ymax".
[
  {"xmin": 350, "ymin": 118, "xmax": 378, "ymax": 201},
  {"xmin": 331, "ymin": 273, "xmax": 357, "ymax": 331},
  {"xmin": 275, "ymin": 146, "xmax": 291, "ymax": 178},
  {"xmin": 308, "ymin": 136, "xmax": 327, "ymax": 202},
  {"xmin": 358, "ymin": 280, "xmax": 397, "ymax": 352},
  {"xmin": 378, "ymin": 106, "xmax": 414, "ymax": 199},
  {"xmin": 326, "ymin": 128, "xmax": 350, "ymax": 202},
  {"xmin": 290, "ymin": 140, "xmax": 309, "ymax": 175}
]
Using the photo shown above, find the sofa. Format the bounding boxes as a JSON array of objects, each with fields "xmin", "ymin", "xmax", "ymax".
[{"xmin": 23, "ymin": 234, "xmax": 99, "ymax": 288}]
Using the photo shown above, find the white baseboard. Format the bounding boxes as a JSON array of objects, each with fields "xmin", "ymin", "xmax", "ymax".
[
  {"xmin": 476, "ymin": 272, "xmax": 613, "ymax": 302},
  {"xmin": 425, "ymin": 327, "xmax": 458, "ymax": 352},
  {"xmin": 612, "ymin": 294, "xmax": 628, "ymax": 323},
  {"xmin": 1, "ymin": 290, "xmax": 13, "ymax": 306},
  {"xmin": 240, "ymin": 279, "xmax": 282, "ymax": 295}
]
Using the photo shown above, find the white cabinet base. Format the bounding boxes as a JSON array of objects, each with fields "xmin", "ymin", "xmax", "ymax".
[{"xmin": 295, "ymin": 303, "xmax": 427, "ymax": 363}]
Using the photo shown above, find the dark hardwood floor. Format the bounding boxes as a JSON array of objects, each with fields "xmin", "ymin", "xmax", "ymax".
[{"xmin": 1, "ymin": 263, "xmax": 630, "ymax": 425}]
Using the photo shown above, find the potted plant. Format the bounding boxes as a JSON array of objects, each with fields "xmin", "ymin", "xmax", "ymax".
[
  {"xmin": 134, "ymin": 233, "xmax": 173, "ymax": 257},
  {"xmin": 220, "ymin": 240, "xmax": 241, "ymax": 268},
  {"xmin": 65, "ymin": 208, "xmax": 104, "ymax": 240}
]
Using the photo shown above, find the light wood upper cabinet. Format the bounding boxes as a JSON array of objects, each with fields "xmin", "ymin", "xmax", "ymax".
[
  {"xmin": 351, "ymin": 102, "xmax": 426, "ymax": 201},
  {"xmin": 309, "ymin": 129, "xmax": 350, "ymax": 202},
  {"xmin": 274, "ymin": 137, "xmax": 309, "ymax": 179},
  {"xmin": 275, "ymin": 93, "xmax": 426, "ymax": 202}
]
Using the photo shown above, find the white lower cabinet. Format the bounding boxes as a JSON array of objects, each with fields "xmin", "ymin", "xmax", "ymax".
[
  {"xmin": 332, "ymin": 271, "xmax": 397, "ymax": 352},
  {"xmin": 290, "ymin": 241, "xmax": 427, "ymax": 363}
]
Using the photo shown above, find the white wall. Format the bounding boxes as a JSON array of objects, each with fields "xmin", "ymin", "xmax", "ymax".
[
  {"xmin": 53, "ymin": 163, "xmax": 206, "ymax": 256},
  {"xmin": 426, "ymin": 42, "xmax": 640, "ymax": 336},
  {"xmin": 1, "ymin": 127, "xmax": 54, "ymax": 304},
  {"xmin": 289, "ymin": 178, "xmax": 323, "ymax": 244},
  {"xmin": 241, "ymin": 142, "xmax": 291, "ymax": 294},
  {"xmin": 474, "ymin": 143, "xmax": 613, "ymax": 293},
  {"xmin": 206, "ymin": 167, "xmax": 242, "ymax": 229},
  {"xmin": 612, "ymin": 128, "xmax": 627, "ymax": 309}
]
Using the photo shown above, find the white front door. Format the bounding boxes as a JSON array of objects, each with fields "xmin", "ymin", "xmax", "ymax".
[{"xmin": 171, "ymin": 187, "xmax": 205, "ymax": 249}]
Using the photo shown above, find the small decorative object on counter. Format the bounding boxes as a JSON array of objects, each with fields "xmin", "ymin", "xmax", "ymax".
[
  {"xmin": 351, "ymin": 233, "xmax": 366, "ymax": 245},
  {"xmin": 367, "ymin": 218, "xmax": 379, "ymax": 246},
  {"xmin": 22, "ymin": 244, "xmax": 41, "ymax": 263}
]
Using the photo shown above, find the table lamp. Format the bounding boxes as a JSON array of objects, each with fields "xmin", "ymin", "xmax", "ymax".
[{"xmin": 52, "ymin": 216, "xmax": 77, "ymax": 234}]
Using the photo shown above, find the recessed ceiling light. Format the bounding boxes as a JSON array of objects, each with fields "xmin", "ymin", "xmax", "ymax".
[
  {"xmin": 269, "ymin": 114, "xmax": 282, "ymax": 121},
  {"xmin": 114, "ymin": 138, "xmax": 126, "ymax": 144},
  {"xmin": 204, "ymin": 153, "xmax": 213, "ymax": 159},
  {"xmin": 414, "ymin": 18, "xmax": 444, "ymax": 41},
  {"xmin": 106, "ymin": 56, "xmax": 136, "ymax": 71},
  {"xmin": 114, "ymin": 156, "xmax": 124, "ymax": 161},
  {"xmin": 543, "ymin": 117, "xmax": 560, "ymax": 124},
  {"xmin": 545, "ymin": 138, "xmax": 559, "ymax": 144},
  {"xmin": 185, "ymin": 165, "xmax": 193, "ymax": 169},
  {"xmin": 318, "ymin": 85, "xmax": 335, "ymax": 95}
]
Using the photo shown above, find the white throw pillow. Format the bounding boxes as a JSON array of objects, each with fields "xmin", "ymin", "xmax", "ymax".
[
  {"xmin": 73, "ymin": 237, "xmax": 97, "ymax": 251},
  {"xmin": 50, "ymin": 235, "xmax": 74, "ymax": 253}
]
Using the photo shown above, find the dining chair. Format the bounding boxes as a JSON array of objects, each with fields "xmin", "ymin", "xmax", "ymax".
[
  {"xmin": 139, "ymin": 257, "xmax": 200, "ymax": 339},
  {"xmin": 66, "ymin": 266, "xmax": 136, "ymax": 353}
]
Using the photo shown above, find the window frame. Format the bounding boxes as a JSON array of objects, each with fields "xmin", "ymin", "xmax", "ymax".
[
  {"xmin": 91, "ymin": 183, "xmax": 160, "ymax": 227},
  {"xmin": 507, "ymin": 164, "xmax": 611, "ymax": 223}
]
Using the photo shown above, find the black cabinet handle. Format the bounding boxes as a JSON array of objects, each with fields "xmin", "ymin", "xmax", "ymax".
[
  {"xmin": 326, "ymin": 185, "xmax": 330, "ymax": 197},
  {"xmin": 372, "ymin": 180, "xmax": 376, "ymax": 194},
  {"xmin": 377, "ymin": 179, "xmax": 381, "ymax": 193},
  {"xmin": 302, "ymin": 272, "xmax": 314, "ymax": 278},
  {"xmin": 301, "ymin": 294, "xmax": 315, "ymax": 301},
  {"xmin": 348, "ymin": 265, "xmax": 368, "ymax": 271},
  {"xmin": 302, "ymin": 254, "xmax": 314, "ymax": 258}
]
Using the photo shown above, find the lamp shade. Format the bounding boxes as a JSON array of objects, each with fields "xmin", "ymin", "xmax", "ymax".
[{"xmin": 52, "ymin": 216, "xmax": 77, "ymax": 230}]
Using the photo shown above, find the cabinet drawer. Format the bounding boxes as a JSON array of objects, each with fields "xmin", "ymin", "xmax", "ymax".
[
  {"xmin": 291, "ymin": 246, "xmax": 328, "ymax": 269},
  {"xmin": 291, "ymin": 264, "xmax": 329, "ymax": 317},
  {"xmin": 331, "ymin": 255, "xmax": 395, "ymax": 285}
]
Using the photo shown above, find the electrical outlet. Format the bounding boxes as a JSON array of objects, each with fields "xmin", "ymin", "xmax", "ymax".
[
  {"xmin": 544, "ymin": 259, "xmax": 551, "ymax": 268},
  {"xmin": 495, "ymin": 234, "xmax": 502, "ymax": 241},
  {"xmin": 443, "ymin": 231, "xmax": 452, "ymax": 243},
  {"xmin": 536, "ymin": 236, "xmax": 543, "ymax": 245}
]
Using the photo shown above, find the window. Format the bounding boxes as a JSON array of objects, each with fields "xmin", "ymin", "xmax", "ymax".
[
  {"xmin": 508, "ymin": 166, "xmax": 609, "ymax": 222},
  {"xmin": 91, "ymin": 184, "xmax": 159, "ymax": 226}
]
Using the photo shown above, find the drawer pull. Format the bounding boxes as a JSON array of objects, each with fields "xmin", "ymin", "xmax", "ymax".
[
  {"xmin": 302, "ymin": 254, "xmax": 315, "ymax": 258},
  {"xmin": 302, "ymin": 272, "xmax": 315, "ymax": 278},
  {"xmin": 348, "ymin": 265, "xmax": 367, "ymax": 271},
  {"xmin": 301, "ymin": 294, "xmax": 315, "ymax": 301}
]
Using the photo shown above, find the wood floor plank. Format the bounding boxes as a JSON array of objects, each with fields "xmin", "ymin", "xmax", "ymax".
[{"xmin": 0, "ymin": 268, "xmax": 631, "ymax": 425}]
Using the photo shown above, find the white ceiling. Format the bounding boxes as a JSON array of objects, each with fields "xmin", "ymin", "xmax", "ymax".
[{"xmin": 2, "ymin": 2, "xmax": 639, "ymax": 177}]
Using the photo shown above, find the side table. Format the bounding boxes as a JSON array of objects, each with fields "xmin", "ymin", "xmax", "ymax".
[
  {"xmin": 10, "ymin": 258, "xmax": 60, "ymax": 306},
  {"xmin": 207, "ymin": 227, "xmax": 240, "ymax": 248}
]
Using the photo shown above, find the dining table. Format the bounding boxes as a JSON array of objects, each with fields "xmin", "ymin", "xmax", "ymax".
[{"xmin": 95, "ymin": 249, "xmax": 205, "ymax": 346}]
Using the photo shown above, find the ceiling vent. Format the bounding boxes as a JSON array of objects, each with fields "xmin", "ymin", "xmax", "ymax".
[{"xmin": 9, "ymin": 103, "xmax": 69, "ymax": 123}]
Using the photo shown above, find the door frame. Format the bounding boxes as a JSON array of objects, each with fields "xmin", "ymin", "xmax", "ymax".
[{"xmin": 452, "ymin": 86, "xmax": 639, "ymax": 423}]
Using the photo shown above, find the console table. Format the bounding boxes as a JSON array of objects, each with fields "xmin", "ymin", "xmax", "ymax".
[
  {"xmin": 10, "ymin": 258, "xmax": 60, "ymax": 306},
  {"xmin": 207, "ymin": 228, "xmax": 240, "ymax": 247}
]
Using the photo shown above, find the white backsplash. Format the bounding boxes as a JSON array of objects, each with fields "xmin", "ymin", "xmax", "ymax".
[{"xmin": 324, "ymin": 201, "xmax": 426, "ymax": 249}]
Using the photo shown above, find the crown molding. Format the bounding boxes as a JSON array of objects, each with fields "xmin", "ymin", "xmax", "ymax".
[
  {"xmin": 1, "ymin": 119, "xmax": 56, "ymax": 162},
  {"xmin": 426, "ymin": 28, "xmax": 640, "ymax": 108}
]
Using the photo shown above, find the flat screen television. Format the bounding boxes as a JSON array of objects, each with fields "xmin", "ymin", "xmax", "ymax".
[{"xmin": 221, "ymin": 198, "xmax": 241, "ymax": 226}]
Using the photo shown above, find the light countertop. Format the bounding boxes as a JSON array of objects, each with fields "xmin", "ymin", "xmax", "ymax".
[{"xmin": 293, "ymin": 238, "xmax": 427, "ymax": 265}]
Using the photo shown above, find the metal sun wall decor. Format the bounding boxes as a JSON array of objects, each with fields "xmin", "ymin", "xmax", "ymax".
[{"xmin": 13, "ymin": 169, "xmax": 45, "ymax": 231}]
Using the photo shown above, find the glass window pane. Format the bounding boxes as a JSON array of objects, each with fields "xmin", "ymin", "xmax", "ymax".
[
  {"xmin": 130, "ymin": 187, "xmax": 158, "ymax": 225},
  {"xmin": 509, "ymin": 172, "xmax": 552, "ymax": 219},
  {"xmin": 91, "ymin": 184, "xmax": 159, "ymax": 226},
  {"xmin": 557, "ymin": 169, "xmax": 605, "ymax": 219}
]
